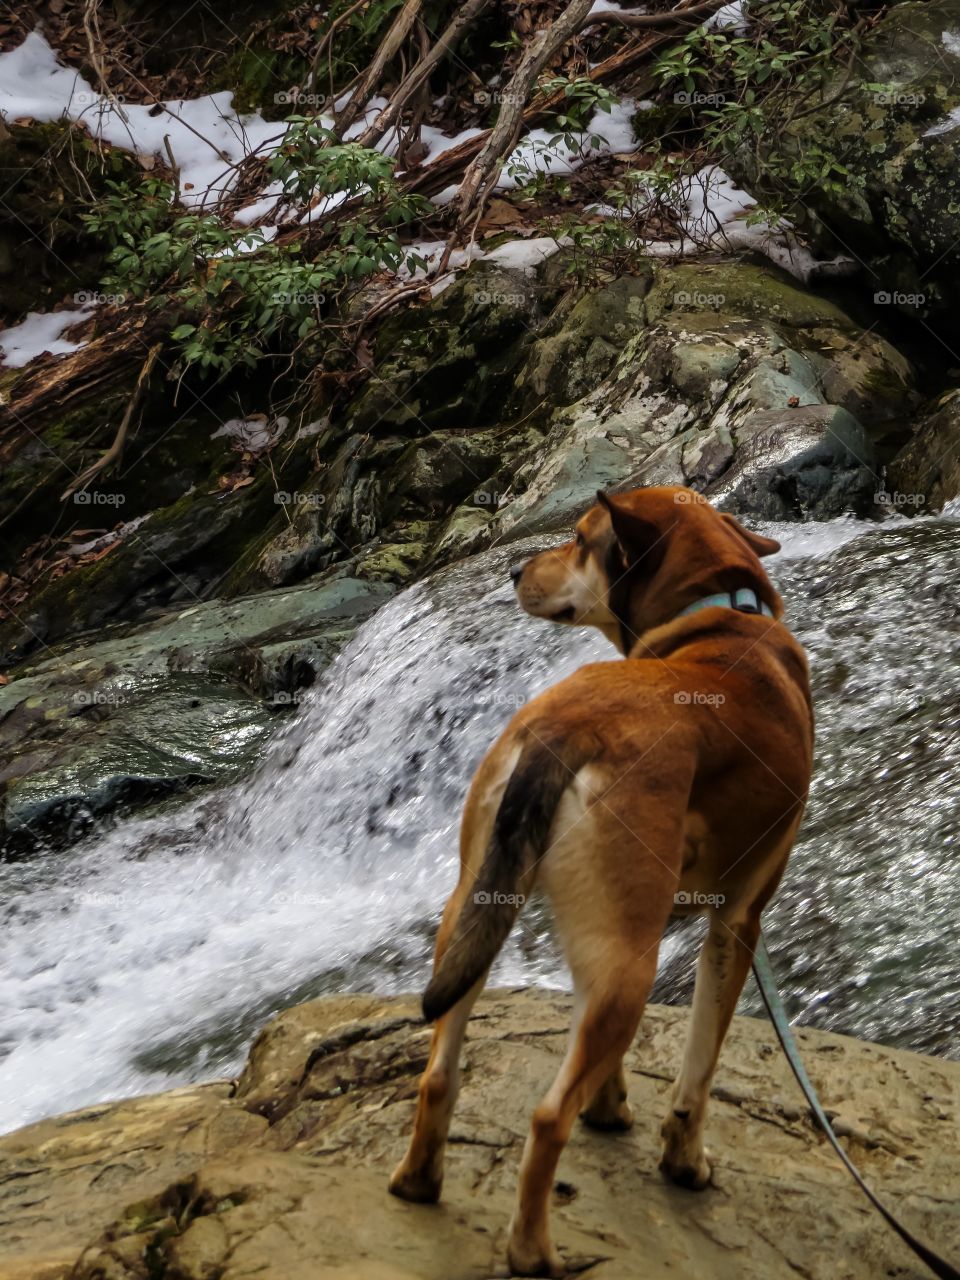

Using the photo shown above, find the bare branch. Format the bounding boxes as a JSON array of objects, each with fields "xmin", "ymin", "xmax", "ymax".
[
  {"xmin": 60, "ymin": 343, "xmax": 163, "ymax": 502},
  {"xmin": 355, "ymin": 0, "xmax": 492, "ymax": 151},
  {"xmin": 332, "ymin": 0, "xmax": 424, "ymax": 140}
]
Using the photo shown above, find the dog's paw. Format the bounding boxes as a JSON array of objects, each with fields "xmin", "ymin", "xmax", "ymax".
[
  {"xmin": 658, "ymin": 1151, "xmax": 713, "ymax": 1191},
  {"xmin": 507, "ymin": 1219, "xmax": 565, "ymax": 1277},
  {"xmin": 580, "ymin": 1098, "xmax": 634, "ymax": 1131},
  {"xmin": 506, "ymin": 1243, "xmax": 566, "ymax": 1278},
  {"xmin": 388, "ymin": 1161, "xmax": 442, "ymax": 1204}
]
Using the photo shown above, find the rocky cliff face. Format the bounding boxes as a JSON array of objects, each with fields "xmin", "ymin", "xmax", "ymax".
[
  {"xmin": 1, "ymin": 991, "xmax": 957, "ymax": 1279},
  {"xmin": 0, "ymin": 250, "xmax": 937, "ymax": 849}
]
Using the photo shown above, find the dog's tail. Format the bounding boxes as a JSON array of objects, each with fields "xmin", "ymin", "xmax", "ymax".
[{"xmin": 422, "ymin": 737, "xmax": 586, "ymax": 1023}]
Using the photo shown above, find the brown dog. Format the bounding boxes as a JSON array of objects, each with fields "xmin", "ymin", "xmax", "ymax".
[{"xmin": 389, "ymin": 486, "xmax": 813, "ymax": 1276}]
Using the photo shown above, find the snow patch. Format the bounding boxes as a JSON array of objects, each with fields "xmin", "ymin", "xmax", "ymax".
[
  {"xmin": 497, "ymin": 98, "xmax": 641, "ymax": 191},
  {"xmin": 620, "ymin": 166, "xmax": 855, "ymax": 284},
  {"xmin": 0, "ymin": 305, "xmax": 95, "ymax": 368},
  {"xmin": 706, "ymin": 1, "xmax": 750, "ymax": 32},
  {"xmin": 484, "ymin": 236, "xmax": 567, "ymax": 272}
]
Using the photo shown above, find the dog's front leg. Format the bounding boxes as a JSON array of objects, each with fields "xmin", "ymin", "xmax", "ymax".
[
  {"xmin": 509, "ymin": 974, "xmax": 653, "ymax": 1277},
  {"xmin": 659, "ymin": 911, "xmax": 760, "ymax": 1189}
]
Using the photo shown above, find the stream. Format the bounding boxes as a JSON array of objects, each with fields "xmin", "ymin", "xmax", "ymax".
[{"xmin": 1, "ymin": 509, "xmax": 958, "ymax": 1134}]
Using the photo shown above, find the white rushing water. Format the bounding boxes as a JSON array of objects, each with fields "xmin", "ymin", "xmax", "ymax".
[{"xmin": 1, "ymin": 511, "xmax": 959, "ymax": 1133}]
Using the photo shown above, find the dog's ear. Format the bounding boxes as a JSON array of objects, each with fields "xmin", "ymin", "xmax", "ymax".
[
  {"xmin": 596, "ymin": 490, "xmax": 665, "ymax": 572},
  {"xmin": 720, "ymin": 513, "xmax": 780, "ymax": 558}
]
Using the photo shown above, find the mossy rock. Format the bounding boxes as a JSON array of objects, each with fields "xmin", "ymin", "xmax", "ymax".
[
  {"xmin": 514, "ymin": 272, "xmax": 652, "ymax": 409},
  {"xmin": 0, "ymin": 471, "xmax": 293, "ymax": 665},
  {"xmin": 645, "ymin": 261, "xmax": 853, "ymax": 331},
  {"xmin": 733, "ymin": 0, "xmax": 960, "ymax": 326},
  {"xmin": 348, "ymin": 265, "xmax": 554, "ymax": 432}
]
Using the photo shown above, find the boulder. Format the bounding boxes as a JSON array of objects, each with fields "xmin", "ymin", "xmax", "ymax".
[
  {"xmin": 484, "ymin": 261, "xmax": 913, "ymax": 540},
  {"xmin": 1, "ymin": 990, "xmax": 957, "ymax": 1280},
  {"xmin": 705, "ymin": 404, "xmax": 877, "ymax": 520}
]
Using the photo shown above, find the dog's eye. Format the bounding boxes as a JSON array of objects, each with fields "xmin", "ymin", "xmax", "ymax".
[{"xmin": 574, "ymin": 532, "xmax": 585, "ymax": 548}]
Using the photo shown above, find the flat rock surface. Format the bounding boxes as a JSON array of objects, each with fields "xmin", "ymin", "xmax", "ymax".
[{"xmin": 1, "ymin": 991, "xmax": 957, "ymax": 1279}]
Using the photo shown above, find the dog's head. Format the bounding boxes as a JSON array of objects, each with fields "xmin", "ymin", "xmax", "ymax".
[{"xmin": 510, "ymin": 486, "xmax": 782, "ymax": 653}]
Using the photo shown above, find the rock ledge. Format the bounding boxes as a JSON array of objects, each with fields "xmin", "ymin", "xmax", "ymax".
[{"xmin": 1, "ymin": 990, "xmax": 958, "ymax": 1279}]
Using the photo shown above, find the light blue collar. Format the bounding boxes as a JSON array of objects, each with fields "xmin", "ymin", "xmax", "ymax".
[{"xmin": 678, "ymin": 588, "xmax": 774, "ymax": 619}]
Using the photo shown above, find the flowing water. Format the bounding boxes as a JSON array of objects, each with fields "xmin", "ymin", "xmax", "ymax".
[{"xmin": 1, "ymin": 509, "xmax": 959, "ymax": 1134}]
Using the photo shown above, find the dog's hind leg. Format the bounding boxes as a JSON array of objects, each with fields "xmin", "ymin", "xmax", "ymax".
[
  {"xmin": 658, "ymin": 908, "xmax": 760, "ymax": 1189},
  {"xmin": 389, "ymin": 882, "xmax": 486, "ymax": 1204},
  {"xmin": 507, "ymin": 958, "xmax": 657, "ymax": 1277},
  {"xmin": 580, "ymin": 1058, "xmax": 633, "ymax": 1130}
]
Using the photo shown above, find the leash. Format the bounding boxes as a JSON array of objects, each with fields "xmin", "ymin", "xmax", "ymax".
[{"xmin": 753, "ymin": 934, "xmax": 960, "ymax": 1280}]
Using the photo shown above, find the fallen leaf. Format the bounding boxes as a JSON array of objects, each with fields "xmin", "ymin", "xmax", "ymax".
[{"xmin": 478, "ymin": 196, "xmax": 524, "ymax": 231}]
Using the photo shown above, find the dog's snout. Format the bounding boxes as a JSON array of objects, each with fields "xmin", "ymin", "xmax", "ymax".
[{"xmin": 510, "ymin": 561, "xmax": 527, "ymax": 587}]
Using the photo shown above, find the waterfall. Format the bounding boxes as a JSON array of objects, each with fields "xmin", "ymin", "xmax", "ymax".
[{"xmin": 1, "ymin": 510, "xmax": 958, "ymax": 1133}]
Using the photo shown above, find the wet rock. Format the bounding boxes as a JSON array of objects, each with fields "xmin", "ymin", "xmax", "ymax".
[
  {"xmin": 0, "ymin": 574, "xmax": 392, "ymax": 851},
  {"xmin": 705, "ymin": 404, "xmax": 878, "ymax": 519},
  {"xmin": 885, "ymin": 393, "xmax": 960, "ymax": 510},
  {"xmin": 2, "ymin": 990, "xmax": 957, "ymax": 1279}
]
